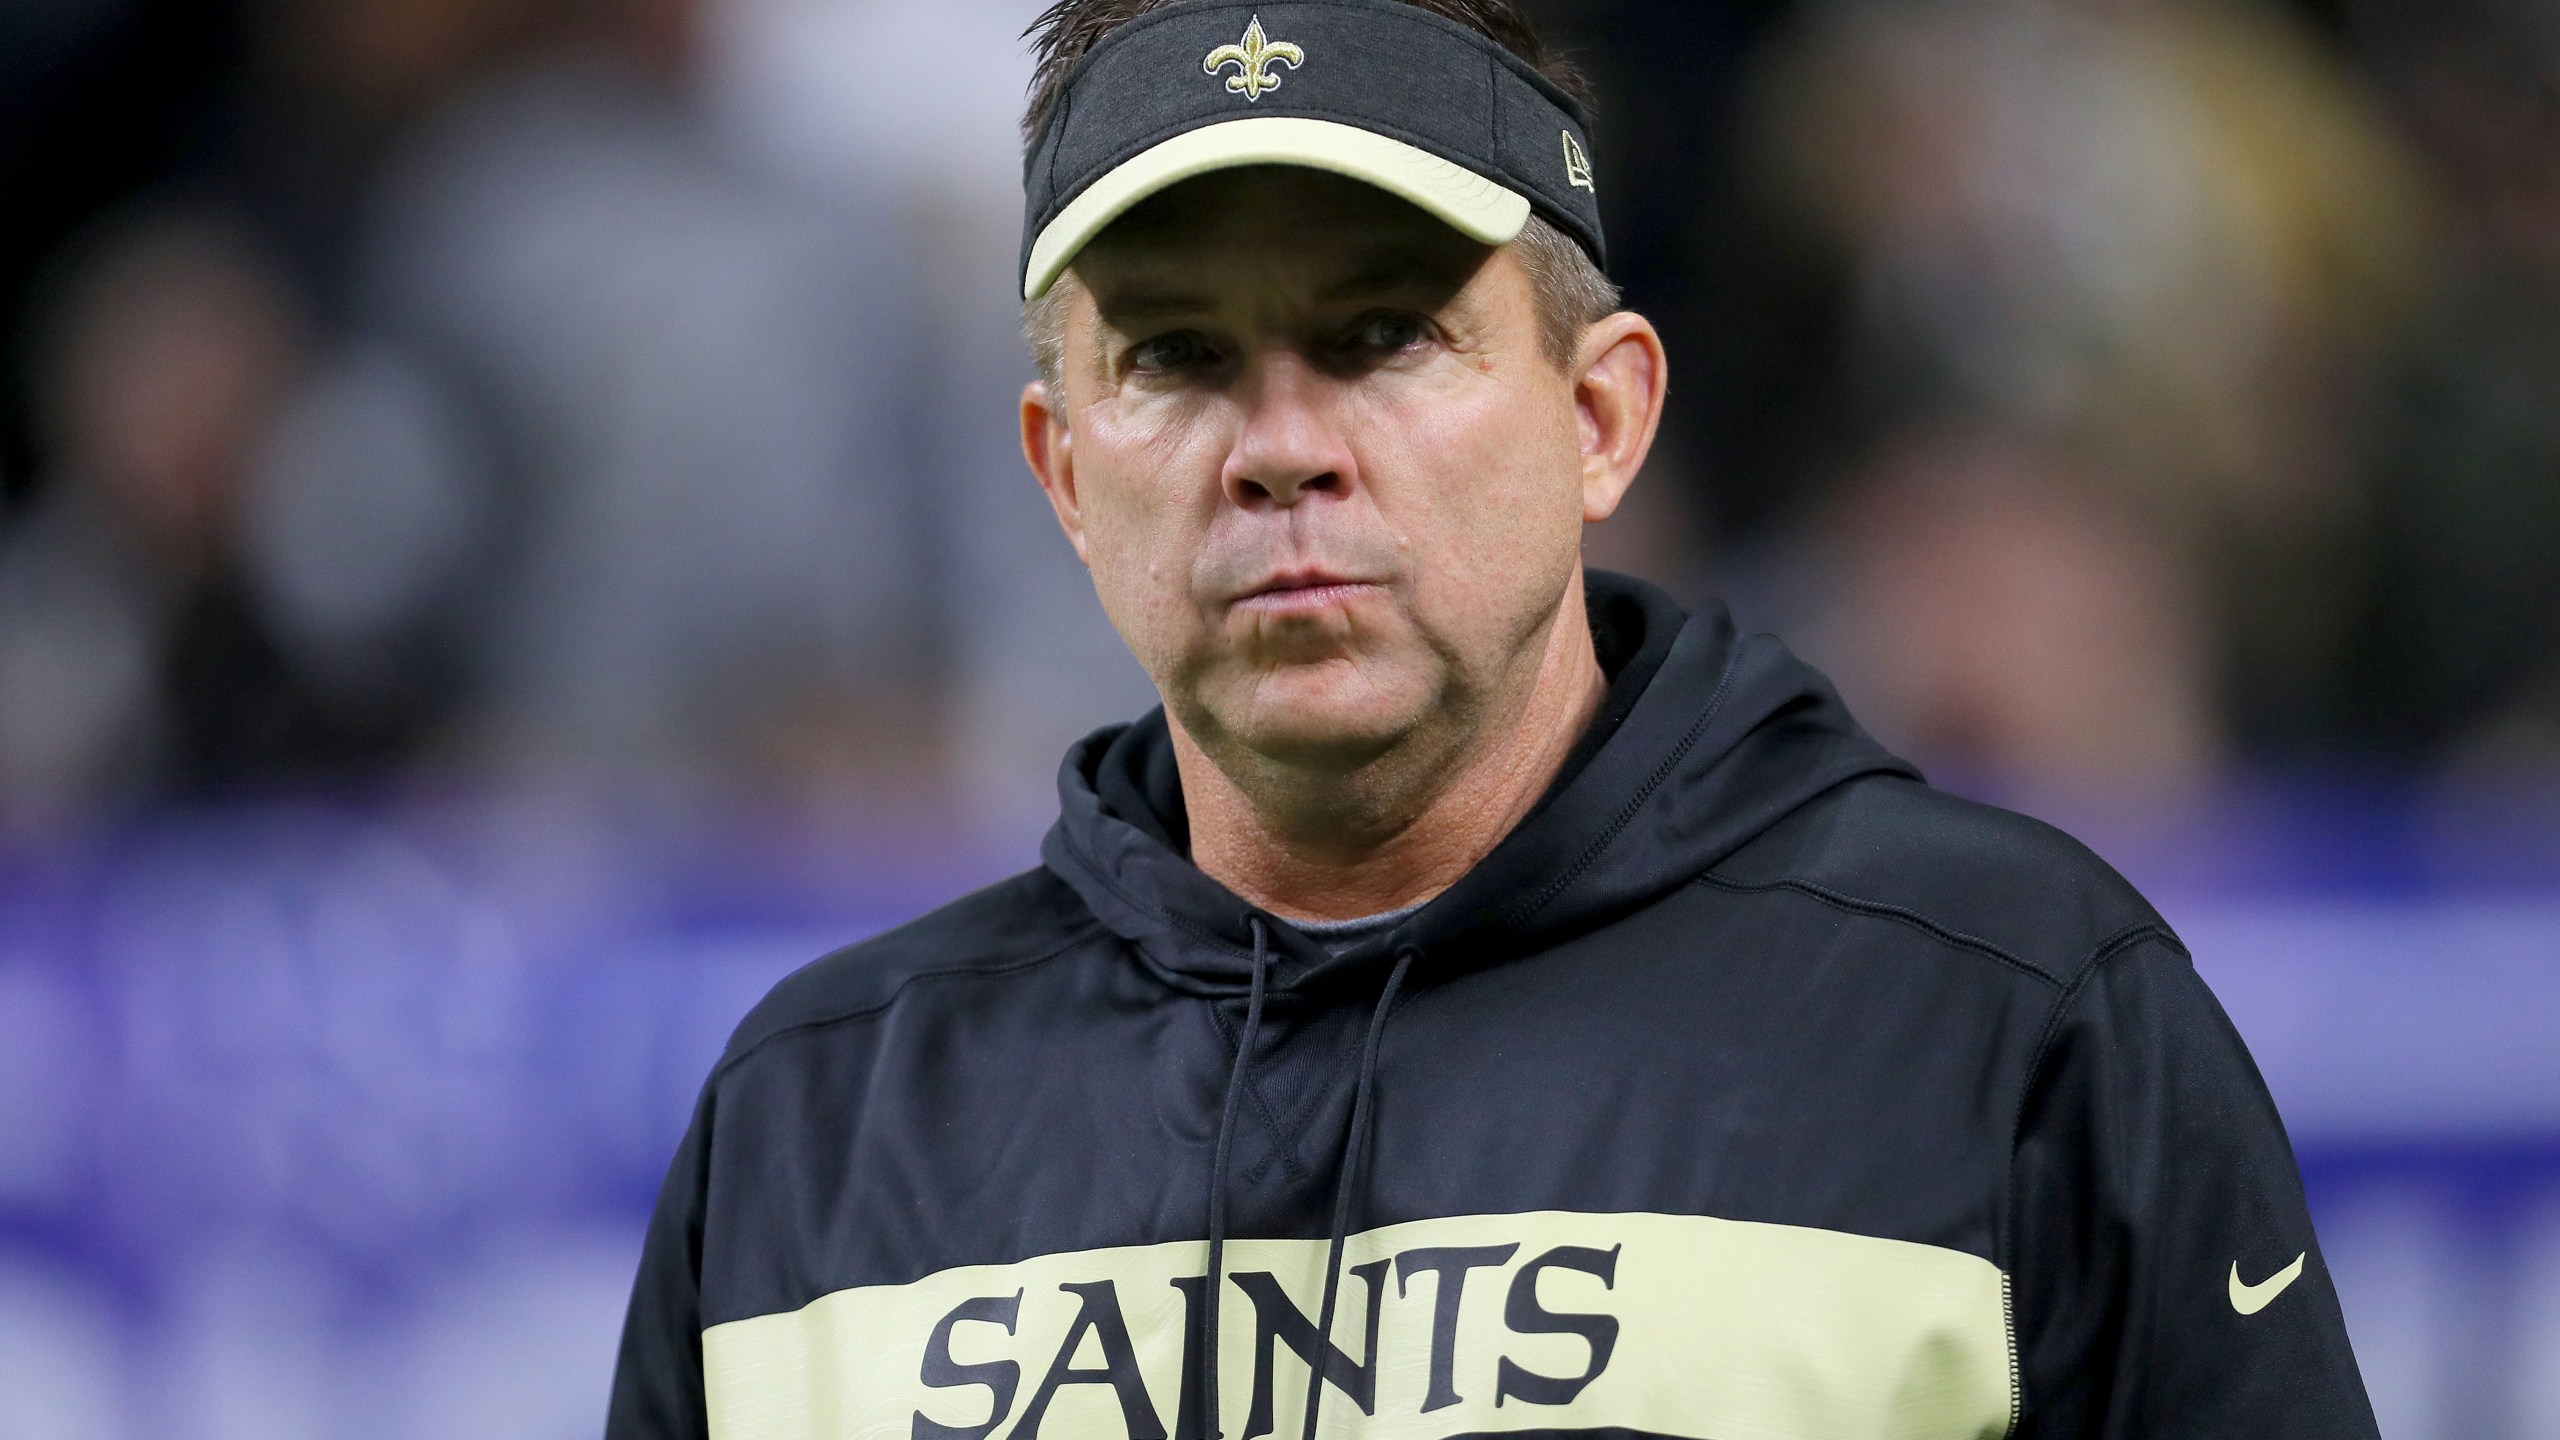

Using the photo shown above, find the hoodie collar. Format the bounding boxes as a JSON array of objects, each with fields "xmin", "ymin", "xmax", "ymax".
[{"xmin": 1039, "ymin": 571, "xmax": 1917, "ymax": 992}]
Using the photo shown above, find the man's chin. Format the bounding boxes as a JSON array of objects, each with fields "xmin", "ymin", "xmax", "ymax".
[{"xmin": 1207, "ymin": 664, "xmax": 1432, "ymax": 773}]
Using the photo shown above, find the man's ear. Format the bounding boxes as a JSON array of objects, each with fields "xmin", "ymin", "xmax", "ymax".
[
  {"xmin": 1571, "ymin": 311, "xmax": 1668, "ymax": 524},
  {"xmin": 1020, "ymin": 378, "xmax": 1091, "ymax": 566}
]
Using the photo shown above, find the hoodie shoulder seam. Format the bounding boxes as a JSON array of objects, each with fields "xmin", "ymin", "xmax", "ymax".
[
  {"xmin": 1995, "ymin": 921, "xmax": 2184, "ymax": 1275},
  {"xmin": 2007, "ymin": 922, "xmax": 2185, "ymax": 1101},
  {"xmin": 1691, "ymin": 872, "xmax": 2066, "ymax": 988},
  {"xmin": 2005, "ymin": 921, "xmax": 2185, "ymax": 1139},
  {"xmin": 713, "ymin": 918, "xmax": 1106, "ymax": 1081}
]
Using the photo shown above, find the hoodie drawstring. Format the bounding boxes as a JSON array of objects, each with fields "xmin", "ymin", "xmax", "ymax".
[
  {"xmin": 1202, "ymin": 927, "xmax": 1414, "ymax": 1440},
  {"xmin": 1201, "ymin": 918, "xmax": 1273, "ymax": 1440},
  {"xmin": 1297, "ymin": 945, "xmax": 1415, "ymax": 1440}
]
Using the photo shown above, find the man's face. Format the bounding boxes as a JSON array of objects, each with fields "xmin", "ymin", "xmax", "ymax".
[{"xmin": 1026, "ymin": 168, "xmax": 1604, "ymax": 777}]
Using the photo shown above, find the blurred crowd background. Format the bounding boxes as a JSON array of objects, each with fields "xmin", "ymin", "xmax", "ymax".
[
  {"xmin": 5, "ymin": 0, "xmax": 2560, "ymax": 832},
  {"xmin": 1, "ymin": 0, "xmax": 2556, "ymax": 1436}
]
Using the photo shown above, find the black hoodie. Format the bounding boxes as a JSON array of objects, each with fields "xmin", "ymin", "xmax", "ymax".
[{"xmin": 609, "ymin": 572, "xmax": 2375, "ymax": 1440}]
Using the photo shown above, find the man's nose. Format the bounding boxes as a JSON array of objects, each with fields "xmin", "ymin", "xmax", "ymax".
[{"xmin": 1222, "ymin": 352, "xmax": 1356, "ymax": 509}]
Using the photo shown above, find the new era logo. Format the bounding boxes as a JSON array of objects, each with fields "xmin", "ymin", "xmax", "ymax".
[{"xmin": 1562, "ymin": 131, "xmax": 1595, "ymax": 192}]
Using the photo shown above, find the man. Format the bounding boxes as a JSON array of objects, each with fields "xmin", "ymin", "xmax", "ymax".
[{"xmin": 609, "ymin": 1, "xmax": 2378, "ymax": 1435}]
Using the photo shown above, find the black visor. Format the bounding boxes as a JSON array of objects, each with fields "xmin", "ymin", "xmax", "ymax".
[{"xmin": 1019, "ymin": 0, "xmax": 1606, "ymax": 299}]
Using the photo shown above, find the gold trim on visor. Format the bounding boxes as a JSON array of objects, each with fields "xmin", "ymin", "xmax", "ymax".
[{"xmin": 1022, "ymin": 116, "xmax": 1533, "ymax": 300}]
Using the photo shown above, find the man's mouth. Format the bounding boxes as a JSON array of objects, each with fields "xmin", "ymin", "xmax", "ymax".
[{"xmin": 1233, "ymin": 569, "xmax": 1384, "ymax": 616}]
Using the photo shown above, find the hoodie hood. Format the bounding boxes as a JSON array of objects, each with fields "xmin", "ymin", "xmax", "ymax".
[{"xmin": 1041, "ymin": 570, "xmax": 1917, "ymax": 991}]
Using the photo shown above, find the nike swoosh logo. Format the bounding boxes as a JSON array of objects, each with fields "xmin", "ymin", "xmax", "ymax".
[{"xmin": 2229, "ymin": 1252, "xmax": 2306, "ymax": 1315}]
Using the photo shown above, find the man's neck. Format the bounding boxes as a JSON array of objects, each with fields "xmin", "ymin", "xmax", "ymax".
[{"xmin": 1171, "ymin": 585, "xmax": 1608, "ymax": 924}]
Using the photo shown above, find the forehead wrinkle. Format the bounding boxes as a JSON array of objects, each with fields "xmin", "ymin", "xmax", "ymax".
[
  {"xmin": 1088, "ymin": 239, "xmax": 1478, "ymax": 329},
  {"xmin": 1092, "ymin": 287, "xmax": 1219, "ymax": 325},
  {"xmin": 1318, "ymin": 245, "xmax": 1481, "ymax": 305}
]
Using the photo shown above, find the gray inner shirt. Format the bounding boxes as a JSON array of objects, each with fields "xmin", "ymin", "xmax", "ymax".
[{"xmin": 1287, "ymin": 903, "xmax": 1425, "ymax": 957}]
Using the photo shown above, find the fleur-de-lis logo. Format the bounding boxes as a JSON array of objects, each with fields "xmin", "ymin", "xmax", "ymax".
[
  {"xmin": 1561, "ymin": 130, "xmax": 1595, "ymax": 193},
  {"xmin": 1204, "ymin": 15, "xmax": 1304, "ymax": 101}
]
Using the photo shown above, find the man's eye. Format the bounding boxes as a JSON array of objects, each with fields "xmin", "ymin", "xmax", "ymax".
[
  {"xmin": 1129, "ymin": 332, "xmax": 1213, "ymax": 372},
  {"xmin": 1349, "ymin": 313, "xmax": 1428, "ymax": 352}
]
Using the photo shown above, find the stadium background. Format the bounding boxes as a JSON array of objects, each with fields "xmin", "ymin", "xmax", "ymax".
[{"xmin": 1, "ymin": 0, "xmax": 2556, "ymax": 1434}]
